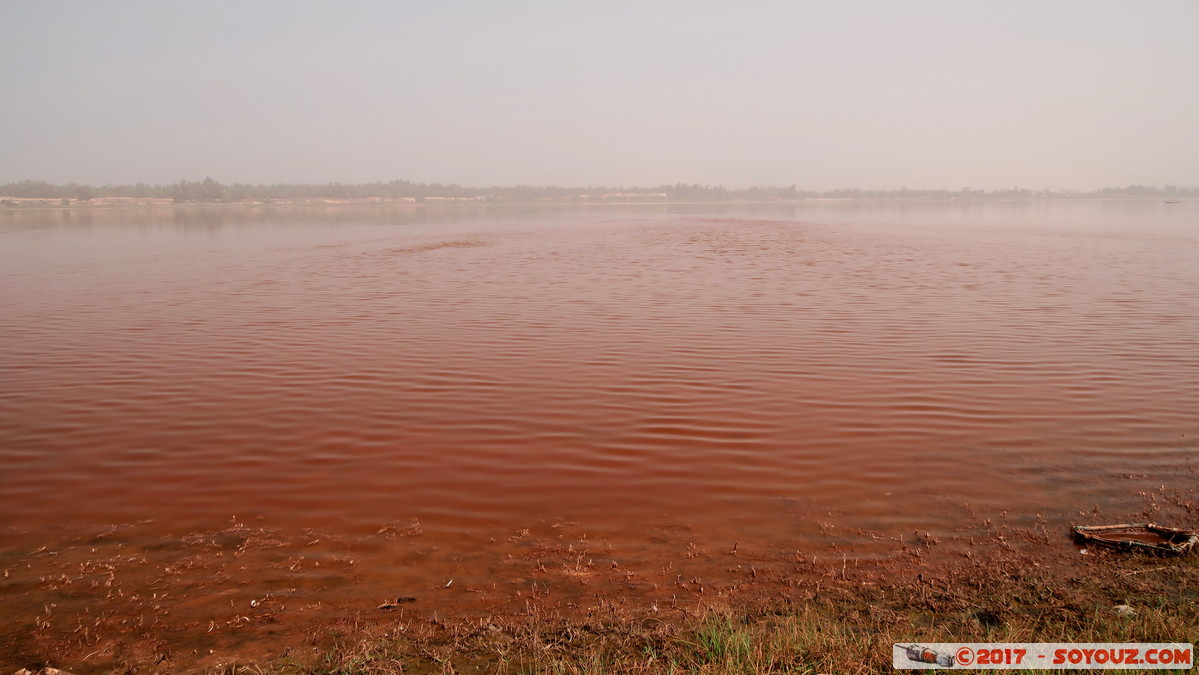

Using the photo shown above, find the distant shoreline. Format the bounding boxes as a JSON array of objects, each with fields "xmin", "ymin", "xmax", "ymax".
[{"xmin": 1, "ymin": 195, "xmax": 1191, "ymax": 211}]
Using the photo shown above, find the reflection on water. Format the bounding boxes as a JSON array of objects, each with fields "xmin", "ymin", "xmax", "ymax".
[{"xmin": 1, "ymin": 200, "xmax": 1197, "ymax": 551}]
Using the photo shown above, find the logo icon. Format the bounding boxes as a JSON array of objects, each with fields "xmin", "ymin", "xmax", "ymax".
[{"xmin": 902, "ymin": 644, "xmax": 956, "ymax": 668}]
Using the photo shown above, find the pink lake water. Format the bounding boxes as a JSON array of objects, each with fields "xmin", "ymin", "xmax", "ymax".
[{"xmin": 1, "ymin": 200, "xmax": 1196, "ymax": 579}]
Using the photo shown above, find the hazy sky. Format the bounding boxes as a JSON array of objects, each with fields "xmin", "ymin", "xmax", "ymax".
[{"xmin": 2, "ymin": 1, "xmax": 1197, "ymax": 190}]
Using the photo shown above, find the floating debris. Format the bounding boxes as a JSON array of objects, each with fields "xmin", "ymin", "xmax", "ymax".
[{"xmin": 1072, "ymin": 523, "xmax": 1197, "ymax": 556}]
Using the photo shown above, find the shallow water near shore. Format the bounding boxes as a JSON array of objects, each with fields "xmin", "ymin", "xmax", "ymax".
[{"xmin": 2, "ymin": 201, "xmax": 1198, "ymax": 661}]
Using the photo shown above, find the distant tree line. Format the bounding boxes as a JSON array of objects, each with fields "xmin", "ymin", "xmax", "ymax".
[{"xmin": 2, "ymin": 178, "xmax": 1197, "ymax": 203}]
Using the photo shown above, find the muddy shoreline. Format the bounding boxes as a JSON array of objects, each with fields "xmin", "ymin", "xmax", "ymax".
[{"xmin": 5, "ymin": 497, "xmax": 1198, "ymax": 673}]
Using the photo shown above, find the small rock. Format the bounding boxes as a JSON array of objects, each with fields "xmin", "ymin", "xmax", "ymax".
[
  {"xmin": 378, "ymin": 596, "xmax": 417, "ymax": 610},
  {"xmin": 1113, "ymin": 604, "xmax": 1136, "ymax": 616}
]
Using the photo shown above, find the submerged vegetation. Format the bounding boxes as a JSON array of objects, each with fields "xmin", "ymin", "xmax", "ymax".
[{"xmin": 1, "ymin": 178, "xmax": 1197, "ymax": 205}]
